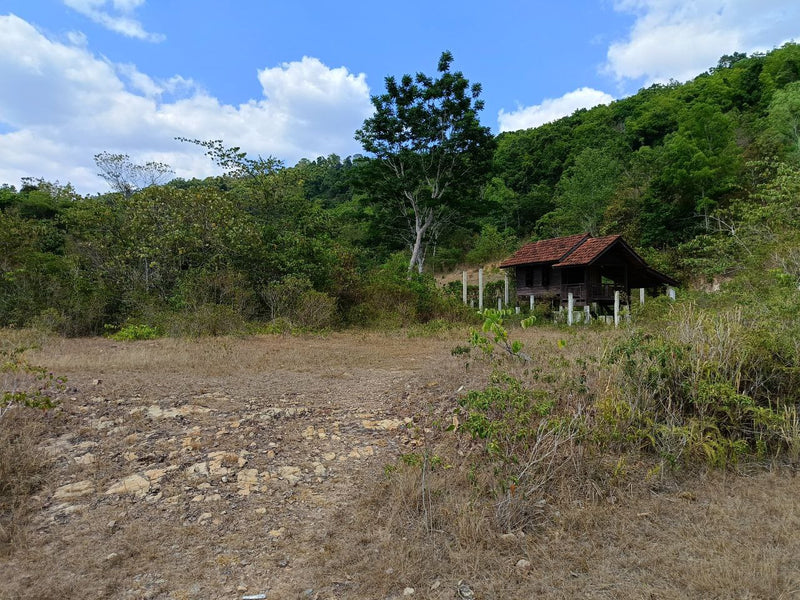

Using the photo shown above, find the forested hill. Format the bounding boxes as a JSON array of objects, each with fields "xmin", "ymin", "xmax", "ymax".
[
  {"xmin": 489, "ymin": 44, "xmax": 800, "ymax": 248},
  {"xmin": 429, "ymin": 43, "xmax": 800, "ymax": 281},
  {"xmin": 2, "ymin": 44, "xmax": 800, "ymax": 335}
]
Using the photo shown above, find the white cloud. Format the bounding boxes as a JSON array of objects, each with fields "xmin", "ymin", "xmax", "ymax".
[
  {"xmin": 606, "ymin": 0, "xmax": 800, "ymax": 84},
  {"xmin": 257, "ymin": 58, "xmax": 371, "ymax": 154},
  {"xmin": 66, "ymin": 30, "xmax": 88, "ymax": 47},
  {"xmin": 63, "ymin": 0, "xmax": 164, "ymax": 42},
  {"xmin": 498, "ymin": 88, "xmax": 615, "ymax": 132},
  {"xmin": 0, "ymin": 15, "xmax": 374, "ymax": 194},
  {"xmin": 115, "ymin": 63, "xmax": 165, "ymax": 98}
]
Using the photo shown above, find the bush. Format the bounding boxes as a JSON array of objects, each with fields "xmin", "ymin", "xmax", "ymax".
[
  {"xmin": 450, "ymin": 369, "xmax": 583, "ymax": 531},
  {"xmin": 458, "ymin": 372, "xmax": 555, "ymax": 454},
  {"xmin": 291, "ymin": 289, "xmax": 338, "ymax": 329},
  {"xmin": 258, "ymin": 275, "xmax": 338, "ymax": 330},
  {"xmin": 350, "ymin": 253, "xmax": 471, "ymax": 327},
  {"xmin": 108, "ymin": 323, "xmax": 161, "ymax": 341},
  {"xmin": 173, "ymin": 268, "xmax": 258, "ymax": 320},
  {"xmin": 26, "ymin": 308, "xmax": 67, "ymax": 334},
  {"xmin": 604, "ymin": 302, "xmax": 800, "ymax": 467}
]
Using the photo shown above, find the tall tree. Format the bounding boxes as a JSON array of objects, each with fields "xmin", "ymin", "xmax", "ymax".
[
  {"xmin": 355, "ymin": 51, "xmax": 495, "ymax": 272},
  {"xmin": 536, "ymin": 147, "xmax": 621, "ymax": 237}
]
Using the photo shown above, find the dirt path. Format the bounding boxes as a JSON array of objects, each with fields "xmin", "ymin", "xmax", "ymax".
[{"xmin": 4, "ymin": 333, "xmax": 465, "ymax": 600}]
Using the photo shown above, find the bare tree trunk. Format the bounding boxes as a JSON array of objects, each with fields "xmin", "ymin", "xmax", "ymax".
[{"xmin": 409, "ymin": 208, "xmax": 434, "ymax": 273}]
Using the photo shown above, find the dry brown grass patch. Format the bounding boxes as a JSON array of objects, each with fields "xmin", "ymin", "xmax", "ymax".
[
  {"xmin": 0, "ymin": 409, "xmax": 50, "ymax": 553},
  {"xmin": 326, "ymin": 453, "xmax": 800, "ymax": 598}
]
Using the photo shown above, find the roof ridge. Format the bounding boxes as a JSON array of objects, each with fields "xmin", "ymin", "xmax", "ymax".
[
  {"xmin": 498, "ymin": 233, "xmax": 591, "ymax": 268},
  {"xmin": 554, "ymin": 232, "xmax": 591, "ymax": 264},
  {"xmin": 552, "ymin": 235, "xmax": 625, "ymax": 267}
]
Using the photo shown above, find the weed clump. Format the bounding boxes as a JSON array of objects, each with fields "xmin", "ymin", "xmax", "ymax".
[
  {"xmin": 0, "ymin": 410, "xmax": 49, "ymax": 552},
  {"xmin": 376, "ymin": 298, "xmax": 800, "ymax": 554},
  {"xmin": 603, "ymin": 303, "xmax": 800, "ymax": 468},
  {"xmin": 0, "ymin": 346, "xmax": 62, "ymax": 552}
]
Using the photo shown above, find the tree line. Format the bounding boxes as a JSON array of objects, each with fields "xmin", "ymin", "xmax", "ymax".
[{"xmin": 2, "ymin": 43, "xmax": 800, "ymax": 335}]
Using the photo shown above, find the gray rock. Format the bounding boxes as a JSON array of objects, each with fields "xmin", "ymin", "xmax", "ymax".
[
  {"xmin": 53, "ymin": 480, "xmax": 95, "ymax": 500},
  {"xmin": 105, "ymin": 474, "xmax": 150, "ymax": 495}
]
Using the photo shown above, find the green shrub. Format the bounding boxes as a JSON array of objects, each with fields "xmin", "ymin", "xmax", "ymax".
[
  {"xmin": 350, "ymin": 253, "xmax": 471, "ymax": 327},
  {"xmin": 258, "ymin": 275, "xmax": 338, "ymax": 330},
  {"xmin": 173, "ymin": 268, "xmax": 258, "ymax": 319},
  {"xmin": 406, "ymin": 318, "xmax": 459, "ymax": 338},
  {"xmin": 26, "ymin": 308, "xmax": 67, "ymax": 334},
  {"xmin": 109, "ymin": 323, "xmax": 161, "ymax": 341},
  {"xmin": 257, "ymin": 317, "xmax": 293, "ymax": 335},
  {"xmin": 458, "ymin": 372, "xmax": 555, "ymax": 458},
  {"xmin": 292, "ymin": 289, "xmax": 338, "ymax": 329},
  {"xmin": 605, "ymin": 302, "xmax": 800, "ymax": 467},
  {"xmin": 454, "ymin": 369, "xmax": 583, "ymax": 531},
  {"xmin": 468, "ymin": 308, "xmax": 535, "ymax": 361}
]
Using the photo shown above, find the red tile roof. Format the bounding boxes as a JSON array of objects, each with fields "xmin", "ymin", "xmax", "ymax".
[
  {"xmin": 552, "ymin": 235, "xmax": 621, "ymax": 267},
  {"xmin": 499, "ymin": 233, "xmax": 589, "ymax": 267}
]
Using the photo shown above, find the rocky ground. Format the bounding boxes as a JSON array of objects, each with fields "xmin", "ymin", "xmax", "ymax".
[
  {"xmin": 4, "ymin": 331, "xmax": 800, "ymax": 600},
  {"xmin": 3, "ymin": 332, "xmax": 466, "ymax": 600}
]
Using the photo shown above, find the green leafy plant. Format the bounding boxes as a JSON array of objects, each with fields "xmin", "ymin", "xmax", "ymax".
[
  {"xmin": 457, "ymin": 372, "xmax": 555, "ymax": 458},
  {"xmin": 469, "ymin": 308, "xmax": 535, "ymax": 360},
  {"xmin": 454, "ymin": 371, "xmax": 581, "ymax": 530},
  {"xmin": 604, "ymin": 303, "xmax": 800, "ymax": 467}
]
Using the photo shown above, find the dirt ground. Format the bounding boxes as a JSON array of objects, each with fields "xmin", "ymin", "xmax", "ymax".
[
  {"xmin": 3, "ymin": 330, "xmax": 800, "ymax": 599},
  {"xmin": 3, "ymin": 331, "xmax": 471, "ymax": 599}
]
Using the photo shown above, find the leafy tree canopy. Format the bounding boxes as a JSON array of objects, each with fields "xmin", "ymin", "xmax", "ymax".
[{"xmin": 355, "ymin": 51, "xmax": 495, "ymax": 272}]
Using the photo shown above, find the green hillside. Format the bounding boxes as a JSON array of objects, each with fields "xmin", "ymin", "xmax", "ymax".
[{"xmin": 2, "ymin": 44, "xmax": 800, "ymax": 333}]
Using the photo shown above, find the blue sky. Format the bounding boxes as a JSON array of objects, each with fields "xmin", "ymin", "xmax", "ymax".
[{"xmin": 1, "ymin": 1, "xmax": 798, "ymax": 194}]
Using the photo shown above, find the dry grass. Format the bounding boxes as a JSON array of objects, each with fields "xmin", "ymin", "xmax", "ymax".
[
  {"xmin": 28, "ymin": 329, "xmax": 466, "ymax": 376},
  {"xmin": 2, "ymin": 326, "xmax": 799, "ymax": 599},
  {"xmin": 326, "ymin": 452, "xmax": 800, "ymax": 599},
  {"xmin": 0, "ymin": 409, "xmax": 50, "ymax": 554},
  {"xmin": 318, "ymin": 325, "xmax": 800, "ymax": 599}
]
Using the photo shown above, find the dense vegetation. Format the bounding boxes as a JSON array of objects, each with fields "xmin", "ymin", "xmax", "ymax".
[{"xmin": 1, "ymin": 44, "xmax": 800, "ymax": 335}]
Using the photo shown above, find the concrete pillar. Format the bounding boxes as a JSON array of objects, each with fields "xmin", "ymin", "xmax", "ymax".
[
  {"xmin": 504, "ymin": 273, "xmax": 509, "ymax": 307},
  {"xmin": 639, "ymin": 287, "xmax": 645, "ymax": 305},
  {"xmin": 614, "ymin": 291, "xmax": 620, "ymax": 328},
  {"xmin": 462, "ymin": 271, "xmax": 468, "ymax": 305},
  {"xmin": 667, "ymin": 286, "xmax": 676, "ymax": 300},
  {"xmin": 478, "ymin": 268, "xmax": 484, "ymax": 312},
  {"xmin": 567, "ymin": 293, "xmax": 574, "ymax": 326}
]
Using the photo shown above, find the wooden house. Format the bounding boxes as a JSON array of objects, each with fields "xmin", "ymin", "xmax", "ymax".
[{"xmin": 499, "ymin": 233, "xmax": 678, "ymax": 309}]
